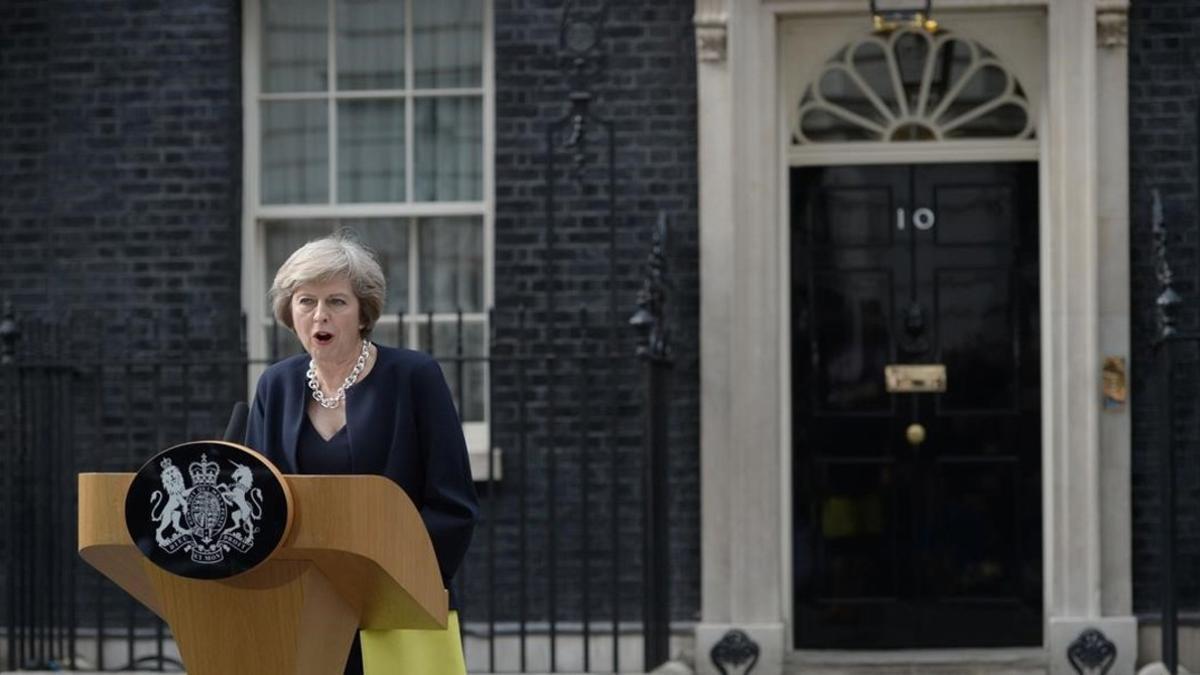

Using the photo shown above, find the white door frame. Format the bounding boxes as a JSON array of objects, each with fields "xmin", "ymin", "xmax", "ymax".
[{"xmin": 693, "ymin": 2, "xmax": 1134, "ymax": 674}]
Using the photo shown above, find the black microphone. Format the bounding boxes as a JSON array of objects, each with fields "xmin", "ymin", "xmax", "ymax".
[{"xmin": 223, "ymin": 401, "xmax": 249, "ymax": 442}]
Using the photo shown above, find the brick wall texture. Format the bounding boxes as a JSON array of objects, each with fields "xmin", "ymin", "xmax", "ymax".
[
  {"xmin": 0, "ymin": 0, "xmax": 243, "ymax": 351},
  {"xmin": 0, "ymin": 0, "xmax": 702, "ymax": 634},
  {"xmin": 472, "ymin": 0, "xmax": 701, "ymax": 624},
  {"xmin": 0, "ymin": 0, "xmax": 246, "ymax": 507},
  {"xmin": 0, "ymin": 0, "xmax": 248, "ymax": 645},
  {"xmin": 1130, "ymin": 1, "xmax": 1200, "ymax": 614}
]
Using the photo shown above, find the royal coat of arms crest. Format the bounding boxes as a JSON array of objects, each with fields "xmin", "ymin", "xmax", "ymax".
[{"xmin": 151, "ymin": 453, "xmax": 264, "ymax": 564}]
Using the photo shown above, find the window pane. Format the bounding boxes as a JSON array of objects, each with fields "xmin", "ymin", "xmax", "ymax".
[
  {"xmin": 269, "ymin": 321, "xmax": 307, "ymax": 361},
  {"xmin": 336, "ymin": 0, "xmax": 405, "ymax": 91},
  {"xmin": 341, "ymin": 218, "xmax": 409, "ymax": 314},
  {"xmin": 366, "ymin": 318, "xmax": 404, "ymax": 349},
  {"xmin": 414, "ymin": 319, "xmax": 486, "ymax": 422},
  {"xmin": 413, "ymin": 0, "xmax": 483, "ymax": 89},
  {"xmin": 262, "ymin": 0, "xmax": 328, "ymax": 93},
  {"xmin": 413, "ymin": 97, "xmax": 482, "ymax": 201},
  {"xmin": 337, "ymin": 100, "xmax": 406, "ymax": 203},
  {"xmin": 264, "ymin": 220, "xmax": 335, "ymax": 308},
  {"xmin": 262, "ymin": 101, "xmax": 329, "ymax": 204},
  {"xmin": 419, "ymin": 216, "xmax": 483, "ymax": 312}
]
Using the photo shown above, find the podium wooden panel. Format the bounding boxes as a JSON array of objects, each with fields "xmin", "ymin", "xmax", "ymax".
[{"xmin": 79, "ymin": 473, "xmax": 448, "ymax": 675}]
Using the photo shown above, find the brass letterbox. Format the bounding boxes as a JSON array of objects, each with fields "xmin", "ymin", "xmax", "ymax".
[{"xmin": 885, "ymin": 364, "xmax": 947, "ymax": 393}]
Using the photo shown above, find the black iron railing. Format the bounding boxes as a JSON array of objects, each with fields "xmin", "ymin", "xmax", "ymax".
[
  {"xmin": 0, "ymin": 278, "xmax": 678, "ymax": 673},
  {"xmin": 1152, "ymin": 187, "xmax": 1189, "ymax": 675},
  {"xmin": 0, "ymin": 0, "xmax": 686, "ymax": 665}
]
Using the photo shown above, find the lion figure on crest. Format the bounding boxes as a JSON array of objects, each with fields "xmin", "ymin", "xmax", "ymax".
[
  {"xmin": 151, "ymin": 458, "xmax": 191, "ymax": 546},
  {"xmin": 220, "ymin": 462, "xmax": 263, "ymax": 541}
]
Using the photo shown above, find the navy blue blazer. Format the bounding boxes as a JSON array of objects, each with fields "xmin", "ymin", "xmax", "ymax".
[{"xmin": 244, "ymin": 343, "xmax": 479, "ymax": 607}]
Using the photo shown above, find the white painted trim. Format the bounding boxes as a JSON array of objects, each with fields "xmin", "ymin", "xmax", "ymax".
[
  {"xmin": 695, "ymin": 0, "xmax": 735, "ymax": 626},
  {"xmin": 777, "ymin": 3, "xmax": 809, "ymax": 654},
  {"xmin": 255, "ymin": 201, "xmax": 487, "ymax": 219},
  {"xmin": 404, "ymin": 0, "xmax": 415, "ymax": 204},
  {"xmin": 327, "ymin": 0, "xmax": 338, "ymax": 204},
  {"xmin": 467, "ymin": 444, "xmax": 502, "ymax": 482},
  {"xmin": 1042, "ymin": 0, "xmax": 1101, "ymax": 622},
  {"xmin": 776, "ymin": 26, "xmax": 795, "ymax": 636},
  {"xmin": 779, "ymin": 10, "xmax": 1047, "ymax": 166},
  {"xmin": 381, "ymin": 312, "xmax": 490, "ymax": 323},
  {"xmin": 1096, "ymin": 4, "xmax": 1131, "ymax": 617},
  {"xmin": 697, "ymin": 0, "xmax": 1134, "ymax": 669},
  {"xmin": 260, "ymin": 87, "xmax": 486, "ymax": 101},
  {"xmin": 792, "ymin": 27, "xmax": 1035, "ymax": 145},
  {"xmin": 241, "ymin": 0, "xmax": 267, "ymax": 397},
  {"xmin": 481, "ymin": 0, "xmax": 498, "ymax": 483},
  {"xmin": 736, "ymin": 3, "xmax": 785, "ymax": 625},
  {"xmin": 405, "ymin": 218, "xmax": 420, "ymax": 344},
  {"xmin": 789, "ymin": 140, "xmax": 1039, "ymax": 165}
]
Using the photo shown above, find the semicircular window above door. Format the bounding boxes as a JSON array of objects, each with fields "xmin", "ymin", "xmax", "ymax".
[{"xmin": 793, "ymin": 26, "xmax": 1035, "ymax": 144}]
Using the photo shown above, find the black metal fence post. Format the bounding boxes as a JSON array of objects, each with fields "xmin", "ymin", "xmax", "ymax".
[
  {"xmin": 1, "ymin": 300, "xmax": 18, "ymax": 670},
  {"xmin": 632, "ymin": 213, "xmax": 674, "ymax": 671},
  {"xmin": 0, "ymin": 300, "xmax": 17, "ymax": 365},
  {"xmin": 1153, "ymin": 189, "xmax": 1181, "ymax": 674}
]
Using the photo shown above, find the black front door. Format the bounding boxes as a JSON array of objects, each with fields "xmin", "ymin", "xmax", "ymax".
[{"xmin": 791, "ymin": 163, "xmax": 1042, "ymax": 649}]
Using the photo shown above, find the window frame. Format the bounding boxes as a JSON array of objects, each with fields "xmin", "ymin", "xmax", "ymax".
[{"xmin": 240, "ymin": 0, "xmax": 497, "ymax": 479}]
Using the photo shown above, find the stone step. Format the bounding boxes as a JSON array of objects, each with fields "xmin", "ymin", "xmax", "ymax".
[{"xmin": 785, "ymin": 648, "xmax": 1047, "ymax": 675}]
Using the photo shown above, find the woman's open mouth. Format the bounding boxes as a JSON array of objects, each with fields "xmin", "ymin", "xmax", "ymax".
[{"xmin": 313, "ymin": 331, "xmax": 334, "ymax": 345}]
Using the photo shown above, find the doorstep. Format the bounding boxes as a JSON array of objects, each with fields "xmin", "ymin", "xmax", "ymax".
[{"xmin": 785, "ymin": 647, "xmax": 1047, "ymax": 675}]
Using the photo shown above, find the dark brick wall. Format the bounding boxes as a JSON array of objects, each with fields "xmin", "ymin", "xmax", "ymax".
[
  {"xmin": 0, "ymin": 0, "xmax": 243, "ymax": 352},
  {"xmin": 0, "ymin": 0, "xmax": 700, "ymax": 636},
  {"xmin": 1130, "ymin": 1, "xmax": 1200, "ymax": 613},
  {"xmin": 470, "ymin": 0, "xmax": 700, "ymax": 624},
  {"xmin": 0, "ymin": 0, "xmax": 245, "ymax": 642}
]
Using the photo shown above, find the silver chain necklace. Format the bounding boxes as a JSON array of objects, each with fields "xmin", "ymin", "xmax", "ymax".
[{"xmin": 307, "ymin": 339, "xmax": 370, "ymax": 410}]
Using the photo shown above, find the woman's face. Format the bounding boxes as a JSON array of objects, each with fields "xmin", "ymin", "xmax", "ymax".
[{"xmin": 290, "ymin": 276, "xmax": 363, "ymax": 362}]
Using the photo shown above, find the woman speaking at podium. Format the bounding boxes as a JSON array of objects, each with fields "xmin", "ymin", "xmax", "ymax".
[{"xmin": 245, "ymin": 233, "xmax": 479, "ymax": 674}]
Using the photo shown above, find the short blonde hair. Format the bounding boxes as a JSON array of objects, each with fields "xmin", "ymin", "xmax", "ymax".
[{"xmin": 269, "ymin": 233, "xmax": 387, "ymax": 338}]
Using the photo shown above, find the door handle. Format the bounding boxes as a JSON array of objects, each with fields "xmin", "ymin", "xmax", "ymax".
[{"xmin": 906, "ymin": 423, "xmax": 926, "ymax": 448}]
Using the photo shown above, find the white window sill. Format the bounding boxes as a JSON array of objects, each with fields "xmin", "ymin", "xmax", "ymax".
[{"xmin": 469, "ymin": 446, "xmax": 502, "ymax": 482}]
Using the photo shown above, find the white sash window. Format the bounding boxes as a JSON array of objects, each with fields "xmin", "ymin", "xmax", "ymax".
[{"xmin": 243, "ymin": 0, "xmax": 494, "ymax": 461}]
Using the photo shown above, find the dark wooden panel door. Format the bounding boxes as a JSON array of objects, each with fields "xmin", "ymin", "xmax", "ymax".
[{"xmin": 791, "ymin": 163, "xmax": 1042, "ymax": 649}]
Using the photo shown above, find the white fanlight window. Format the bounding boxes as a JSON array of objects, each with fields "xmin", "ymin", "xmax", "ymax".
[
  {"xmin": 242, "ymin": 0, "xmax": 494, "ymax": 466},
  {"xmin": 793, "ymin": 26, "xmax": 1034, "ymax": 144}
]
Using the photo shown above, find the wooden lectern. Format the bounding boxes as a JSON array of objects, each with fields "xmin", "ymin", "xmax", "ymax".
[{"xmin": 78, "ymin": 473, "xmax": 448, "ymax": 675}]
